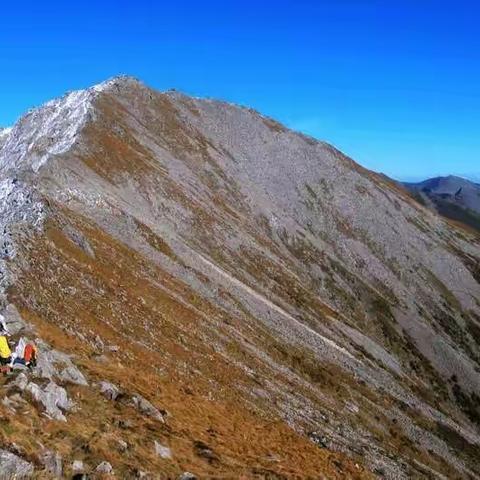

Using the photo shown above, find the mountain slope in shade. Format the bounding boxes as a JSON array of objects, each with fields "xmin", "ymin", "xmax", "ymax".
[
  {"xmin": 0, "ymin": 76, "xmax": 479, "ymax": 478},
  {"xmin": 404, "ymin": 176, "xmax": 480, "ymax": 232}
]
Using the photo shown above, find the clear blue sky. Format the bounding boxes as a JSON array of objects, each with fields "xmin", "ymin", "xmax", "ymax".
[{"xmin": 1, "ymin": 1, "xmax": 479, "ymax": 181}]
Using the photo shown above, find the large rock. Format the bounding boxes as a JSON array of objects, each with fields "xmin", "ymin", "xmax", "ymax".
[
  {"xmin": 10, "ymin": 372, "xmax": 73, "ymax": 421},
  {"xmin": 0, "ymin": 449, "xmax": 34, "ymax": 479},
  {"xmin": 57, "ymin": 365, "xmax": 88, "ymax": 386},
  {"xmin": 10, "ymin": 372, "xmax": 29, "ymax": 390},
  {"xmin": 2, "ymin": 304, "xmax": 30, "ymax": 335},
  {"xmin": 26, "ymin": 381, "xmax": 72, "ymax": 421},
  {"xmin": 131, "ymin": 394, "xmax": 164, "ymax": 422},
  {"xmin": 35, "ymin": 341, "xmax": 88, "ymax": 386}
]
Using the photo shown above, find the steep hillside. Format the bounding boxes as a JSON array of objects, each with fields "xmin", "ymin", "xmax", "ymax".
[
  {"xmin": 0, "ymin": 77, "xmax": 480, "ymax": 479},
  {"xmin": 404, "ymin": 176, "xmax": 480, "ymax": 232}
]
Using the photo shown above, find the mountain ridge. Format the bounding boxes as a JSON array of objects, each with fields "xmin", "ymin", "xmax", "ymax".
[
  {"xmin": 403, "ymin": 175, "xmax": 480, "ymax": 233},
  {"xmin": 0, "ymin": 77, "xmax": 479, "ymax": 478}
]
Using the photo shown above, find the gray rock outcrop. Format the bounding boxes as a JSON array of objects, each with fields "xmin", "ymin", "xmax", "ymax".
[{"xmin": 0, "ymin": 449, "xmax": 34, "ymax": 479}]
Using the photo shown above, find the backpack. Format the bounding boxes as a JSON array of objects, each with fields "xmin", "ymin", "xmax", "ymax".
[{"xmin": 24, "ymin": 343, "xmax": 37, "ymax": 367}]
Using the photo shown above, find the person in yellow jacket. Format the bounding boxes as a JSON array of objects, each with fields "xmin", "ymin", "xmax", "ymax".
[
  {"xmin": 0, "ymin": 334, "xmax": 11, "ymax": 365},
  {"xmin": 0, "ymin": 320, "xmax": 11, "ymax": 366}
]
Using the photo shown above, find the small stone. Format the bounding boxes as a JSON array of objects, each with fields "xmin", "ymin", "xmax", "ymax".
[
  {"xmin": 117, "ymin": 419, "xmax": 132, "ymax": 429},
  {"xmin": 99, "ymin": 381, "xmax": 121, "ymax": 401},
  {"xmin": 193, "ymin": 440, "xmax": 218, "ymax": 462},
  {"xmin": 95, "ymin": 461, "xmax": 113, "ymax": 474},
  {"xmin": 93, "ymin": 354, "xmax": 109, "ymax": 364},
  {"xmin": 154, "ymin": 441, "xmax": 172, "ymax": 459},
  {"xmin": 116, "ymin": 439, "xmax": 128, "ymax": 452},
  {"xmin": 178, "ymin": 473, "xmax": 197, "ymax": 480},
  {"xmin": 72, "ymin": 459, "xmax": 85, "ymax": 473},
  {"xmin": 309, "ymin": 431, "xmax": 329, "ymax": 448}
]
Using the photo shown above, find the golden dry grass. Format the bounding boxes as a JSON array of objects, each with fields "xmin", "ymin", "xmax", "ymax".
[{"xmin": 3, "ymin": 205, "xmax": 373, "ymax": 479}]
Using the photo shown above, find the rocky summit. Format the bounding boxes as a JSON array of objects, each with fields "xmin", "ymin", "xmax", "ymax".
[{"xmin": 0, "ymin": 76, "xmax": 479, "ymax": 479}]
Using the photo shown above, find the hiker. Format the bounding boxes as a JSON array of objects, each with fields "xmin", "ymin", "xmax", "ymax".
[
  {"xmin": 10, "ymin": 337, "xmax": 25, "ymax": 367},
  {"xmin": 24, "ymin": 342, "xmax": 37, "ymax": 368},
  {"xmin": 10, "ymin": 338, "xmax": 37, "ymax": 369},
  {"xmin": 0, "ymin": 326, "xmax": 12, "ymax": 369}
]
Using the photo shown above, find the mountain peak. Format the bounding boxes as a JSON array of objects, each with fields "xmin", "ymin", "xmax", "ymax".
[
  {"xmin": 0, "ymin": 89, "xmax": 97, "ymax": 174},
  {"xmin": 1, "ymin": 78, "xmax": 480, "ymax": 478},
  {"xmin": 0, "ymin": 79, "xmax": 129, "ymax": 175},
  {"xmin": 91, "ymin": 74, "xmax": 146, "ymax": 93}
]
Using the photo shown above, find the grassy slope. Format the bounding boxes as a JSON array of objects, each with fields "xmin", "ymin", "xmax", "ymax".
[{"xmin": 3, "ymin": 205, "xmax": 372, "ymax": 479}]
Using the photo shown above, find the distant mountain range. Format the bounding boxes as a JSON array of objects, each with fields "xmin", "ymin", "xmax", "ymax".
[{"xmin": 403, "ymin": 175, "xmax": 480, "ymax": 232}]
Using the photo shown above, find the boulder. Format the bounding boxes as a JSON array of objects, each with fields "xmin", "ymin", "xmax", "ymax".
[
  {"xmin": 3, "ymin": 304, "xmax": 30, "ymax": 335},
  {"xmin": 26, "ymin": 381, "xmax": 72, "ymax": 421},
  {"xmin": 131, "ymin": 394, "xmax": 164, "ymax": 422},
  {"xmin": 34, "ymin": 341, "xmax": 88, "ymax": 386},
  {"xmin": 11, "ymin": 372, "xmax": 73, "ymax": 421},
  {"xmin": 0, "ymin": 449, "xmax": 34, "ymax": 478},
  {"xmin": 58, "ymin": 365, "xmax": 88, "ymax": 386}
]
